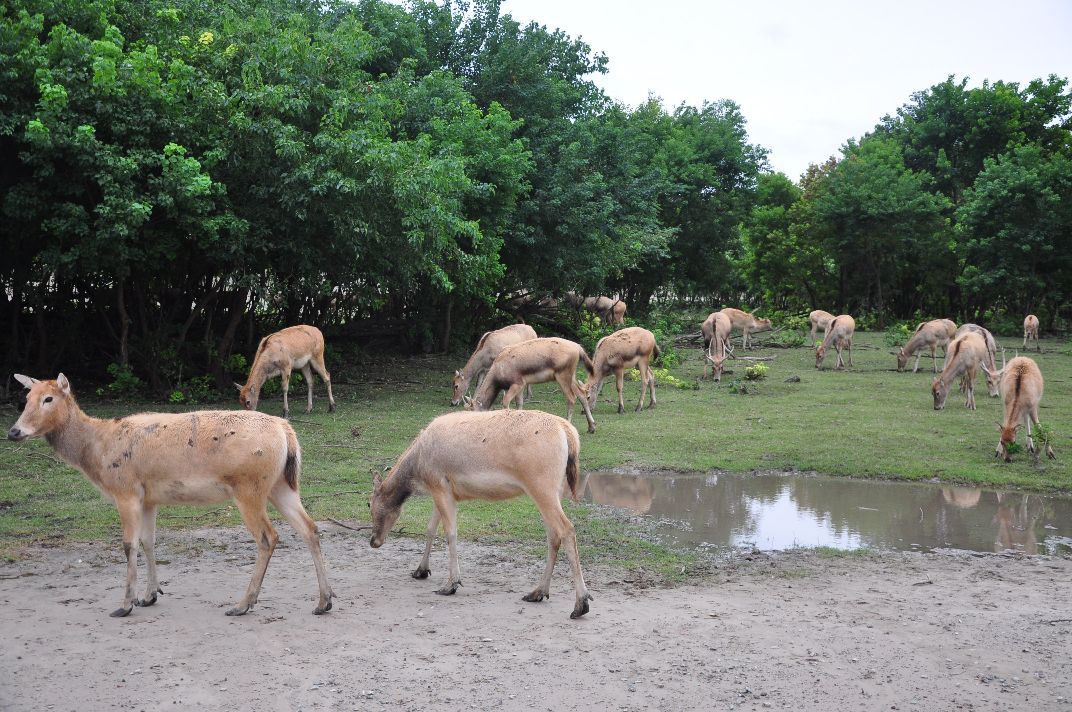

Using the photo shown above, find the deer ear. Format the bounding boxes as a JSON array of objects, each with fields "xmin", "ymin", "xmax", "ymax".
[
  {"xmin": 234, "ymin": 382, "xmax": 244, "ymax": 392},
  {"xmin": 13, "ymin": 374, "xmax": 38, "ymax": 390},
  {"xmin": 56, "ymin": 373, "xmax": 71, "ymax": 394},
  {"xmin": 454, "ymin": 370, "xmax": 461, "ymax": 377}
]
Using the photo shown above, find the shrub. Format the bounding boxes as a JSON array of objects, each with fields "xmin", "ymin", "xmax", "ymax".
[
  {"xmin": 105, "ymin": 363, "xmax": 144, "ymax": 399},
  {"xmin": 626, "ymin": 367, "xmax": 698, "ymax": 390},
  {"xmin": 744, "ymin": 363, "xmax": 769, "ymax": 380},
  {"xmin": 884, "ymin": 322, "xmax": 913, "ymax": 347}
]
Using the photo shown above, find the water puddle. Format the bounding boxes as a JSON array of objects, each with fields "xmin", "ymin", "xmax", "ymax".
[{"xmin": 585, "ymin": 470, "xmax": 1072, "ymax": 554}]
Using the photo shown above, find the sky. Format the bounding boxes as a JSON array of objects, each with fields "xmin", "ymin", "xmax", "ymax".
[{"xmin": 499, "ymin": 0, "xmax": 1072, "ymax": 180}]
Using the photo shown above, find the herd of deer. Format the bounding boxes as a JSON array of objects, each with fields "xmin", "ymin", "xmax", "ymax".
[{"xmin": 4, "ymin": 293, "xmax": 1057, "ymax": 621}]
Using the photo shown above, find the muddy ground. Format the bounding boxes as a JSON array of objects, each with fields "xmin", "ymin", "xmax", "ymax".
[{"xmin": 1, "ymin": 523, "xmax": 1070, "ymax": 711}]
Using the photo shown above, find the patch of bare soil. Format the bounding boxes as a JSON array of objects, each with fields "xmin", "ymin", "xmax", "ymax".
[{"xmin": 1, "ymin": 524, "xmax": 1070, "ymax": 711}]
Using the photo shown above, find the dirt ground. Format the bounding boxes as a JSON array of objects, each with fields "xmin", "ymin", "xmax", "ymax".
[{"xmin": 1, "ymin": 523, "xmax": 1070, "ymax": 711}]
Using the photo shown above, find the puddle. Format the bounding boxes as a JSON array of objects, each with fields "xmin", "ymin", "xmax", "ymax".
[{"xmin": 585, "ymin": 470, "xmax": 1072, "ymax": 554}]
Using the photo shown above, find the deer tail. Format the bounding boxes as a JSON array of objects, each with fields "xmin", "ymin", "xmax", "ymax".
[
  {"xmin": 579, "ymin": 349, "xmax": 595, "ymax": 376},
  {"xmin": 565, "ymin": 426, "xmax": 581, "ymax": 502},
  {"xmin": 283, "ymin": 424, "xmax": 301, "ymax": 491}
]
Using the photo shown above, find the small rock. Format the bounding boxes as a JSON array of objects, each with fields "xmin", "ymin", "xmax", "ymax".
[{"xmin": 784, "ymin": 375, "xmax": 801, "ymax": 383}]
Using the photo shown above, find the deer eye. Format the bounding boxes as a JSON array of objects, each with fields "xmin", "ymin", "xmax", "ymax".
[{"xmin": 43, "ymin": 396, "xmax": 53, "ymax": 404}]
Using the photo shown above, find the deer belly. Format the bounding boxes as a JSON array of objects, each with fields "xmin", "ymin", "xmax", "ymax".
[
  {"xmin": 448, "ymin": 471, "xmax": 525, "ymax": 501},
  {"xmin": 148, "ymin": 476, "xmax": 234, "ymax": 505}
]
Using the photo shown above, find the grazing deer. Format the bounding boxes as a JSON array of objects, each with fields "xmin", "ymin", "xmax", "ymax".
[
  {"xmin": 956, "ymin": 323, "xmax": 1001, "ymax": 397},
  {"xmin": 566, "ymin": 292, "xmax": 627, "ymax": 328},
  {"xmin": 586, "ymin": 327, "xmax": 660, "ymax": 413},
  {"xmin": 467, "ymin": 337, "xmax": 597, "ymax": 433},
  {"xmin": 1023, "ymin": 314, "xmax": 1040, "ymax": 352},
  {"xmin": 701, "ymin": 311, "xmax": 733, "ymax": 381},
  {"xmin": 815, "ymin": 315, "xmax": 855, "ymax": 370},
  {"xmin": 368, "ymin": 409, "xmax": 593, "ymax": 619},
  {"xmin": 931, "ymin": 331, "xmax": 989, "ymax": 410},
  {"xmin": 808, "ymin": 310, "xmax": 836, "ymax": 347},
  {"xmin": 451, "ymin": 324, "xmax": 537, "ymax": 406},
  {"xmin": 8, "ymin": 374, "xmax": 333, "ymax": 618},
  {"xmin": 981, "ymin": 356, "xmax": 1055, "ymax": 463},
  {"xmin": 896, "ymin": 319, "xmax": 957, "ymax": 373},
  {"xmin": 718, "ymin": 308, "xmax": 773, "ymax": 349},
  {"xmin": 236, "ymin": 325, "xmax": 335, "ymax": 419}
]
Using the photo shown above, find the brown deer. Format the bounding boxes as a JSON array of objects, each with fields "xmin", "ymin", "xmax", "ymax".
[
  {"xmin": 1023, "ymin": 314, "xmax": 1040, "ymax": 352},
  {"xmin": 718, "ymin": 308, "xmax": 772, "ymax": 349},
  {"xmin": 931, "ymin": 331, "xmax": 989, "ymax": 410},
  {"xmin": 236, "ymin": 325, "xmax": 335, "ymax": 419},
  {"xmin": 955, "ymin": 323, "xmax": 1001, "ymax": 397},
  {"xmin": 701, "ymin": 311, "xmax": 733, "ymax": 381},
  {"xmin": 815, "ymin": 315, "xmax": 855, "ymax": 370},
  {"xmin": 586, "ymin": 327, "xmax": 660, "ymax": 413},
  {"xmin": 981, "ymin": 356, "xmax": 1056, "ymax": 463},
  {"xmin": 451, "ymin": 324, "xmax": 537, "ymax": 406},
  {"xmin": 566, "ymin": 292, "xmax": 627, "ymax": 328},
  {"xmin": 8, "ymin": 374, "xmax": 334, "ymax": 618},
  {"xmin": 467, "ymin": 337, "xmax": 597, "ymax": 433},
  {"xmin": 368, "ymin": 409, "xmax": 593, "ymax": 619},
  {"xmin": 896, "ymin": 319, "xmax": 957, "ymax": 373},
  {"xmin": 808, "ymin": 309, "xmax": 836, "ymax": 347}
]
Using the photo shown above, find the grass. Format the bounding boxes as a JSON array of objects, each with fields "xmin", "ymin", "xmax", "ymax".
[{"xmin": 1, "ymin": 331, "xmax": 1069, "ymax": 575}]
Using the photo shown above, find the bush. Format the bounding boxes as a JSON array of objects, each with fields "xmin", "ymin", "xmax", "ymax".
[
  {"xmin": 744, "ymin": 363, "xmax": 769, "ymax": 380},
  {"xmin": 105, "ymin": 363, "xmax": 144, "ymax": 399},
  {"xmin": 626, "ymin": 367, "xmax": 698, "ymax": 390},
  {"xmin": 884, "ymin": 322, "xmax": 913, "ymax": 347}
]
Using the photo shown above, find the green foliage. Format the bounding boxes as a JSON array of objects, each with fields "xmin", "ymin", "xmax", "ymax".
[
  {"xmin": 744, "ymin": 363, "xmax": 769, "ymax": 381},
  {"xmin": 884, "ymin": 323, "xmax": 913, "ymax": 347},
  {"xmin": 105, "ymin": 363, "xmax": 144, "ymax": 398},
  {"xmin": 626, "ymin": 367, "xmax": 697, "ymax": 390}
]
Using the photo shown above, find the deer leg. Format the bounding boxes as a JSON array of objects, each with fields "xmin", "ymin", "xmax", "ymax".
[
  {"xmin": 931, "ymin": 346, "xmax": 938, "ymax": 374},
  {"xmin": 302, "ymin": 364, "xmax": 314, "ymax": 413},
  {"xmin": 1034, "ymin": 407, "xmax": 1056, "ymax": 460},
  {"xmin": 532, "ymin": 491, "xmax": 591, "ymax": 619},
  {"xmin": 615, "ymin": 371, "xmax": 626, "ymax": 414},
  {"xmin": 269, "ymin": 481, "xmax": 333, "ymax": 615},
  {"xmin": 1023, "ymin": 332, "xmax": 1028, "ymax": 349},
  {"xmin": 412, "ymin": 509, "xmax": 440, "ymax": 579},
  {"xmin": 810, "ymin": 324, "xmax": 817, "ymax": 348},
  {"xmin": 310, "ymin": 355, "xmax": 335, "ymax": 412},
  {"xmin": 280, "ymin": 367, "xmax": 292, "ymax": 419},
  {"xmin": 503, "ymin": 383, "xmax": 524, "ymax": 410},
  {"xmin": 110, "ymin": 497, "xmax": 143, "ymax": 617},
  {"xmin": 228, "ymin": 495, "xmax": 278, "ymax": 616},
  {"xmin": 635, "ymin": 362, "xmax": 648, "ymax": 412},
  {"xmin": 135, "ymin": 504, "xmax": 162, "ymax": 607},
  {"xmin": 523, "ymin": 528, "xmax": 560, "ymax": 603},
  {"xmin": 430, "ymin": 491, "xmax": 461, "ymax": 595},
  {"xmin": 563, "ymin": 374, "xmax": 596, "ymax": 433},
  {"xmin": 1024, "ymin": 413, "xmax": 1039, "ymax": 463}
]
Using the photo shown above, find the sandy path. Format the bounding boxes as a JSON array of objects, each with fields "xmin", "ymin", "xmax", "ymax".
[{"xmin": 1, "ymin": 523, "xmax": 1070, "ymax": 711}]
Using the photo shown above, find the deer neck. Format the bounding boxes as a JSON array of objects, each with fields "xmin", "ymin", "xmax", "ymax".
[{"xmin": 45, "ymin": 403, "xmax": 109, "ymax": 478}]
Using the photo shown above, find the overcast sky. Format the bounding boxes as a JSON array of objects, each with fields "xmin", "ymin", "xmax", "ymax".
[{"xmin": 499, "ymin": 0, "xmax": 1072, "ymax": 180}]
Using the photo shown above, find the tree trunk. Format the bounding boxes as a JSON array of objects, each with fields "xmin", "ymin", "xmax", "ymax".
[{"xmin": 117, "ymin": 280, "xmax": 130, "ymax": 367}]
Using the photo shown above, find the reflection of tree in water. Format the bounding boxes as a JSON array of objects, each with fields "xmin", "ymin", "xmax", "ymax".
[{"xmin": 586, "ymin": 471, "xmax": 1072, "ymax": 552}]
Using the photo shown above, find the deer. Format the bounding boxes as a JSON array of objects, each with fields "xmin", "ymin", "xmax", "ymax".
[
  {"xmin": 566, "ymin": 292, "xmax": 627, "ymax": 328},
  {"xmin": 981, "ymin": 356, "xmax": 1056, "ymax": 463},
  {"xmin": 451, "ymin": 324, "xmax": 537, "ymax": 406},
  {"xmin": 718, "ymin": 308, "xmax": 773, "ymax": 349},
  {"xmin": 931, "ymin": 331, "xmax": 990, "ymax": 410},
  {"xmin": 815, "ymin": 315, "xmax": 855, "ymax": 370},
  {"xmin": 7, "ymin": 374, "xmax": 334, "ymax": 618},
  {"xmin": 1023, "ymin": 314, "xmax": 1040, "ymax": 352},
  {"xmin": 236, "ymin": 325, "xmax": 335, "ymax": 419},
  {"xmin": 466, "ymin": 337, "xmax": 597, "ymax": 434},
  {"xmin": 956, "ymin": 323, "xmax": 1001, "ymax": 397},
  {"xmin": 808, "ymin": 310, "xmax": 836, "ymax": 347},
  {"xmin": 701, "ymin": 311, "xmax": 733, "ymax": 381},
  {"xmin": 368, "ymin": 409, "xmax": 593, "ymax": 619},
  {"xmin": 896, "ymin": 319, "xmax": 957, "ymax": 373},
  {"xmin": 585, "ymin": 327, "xmax": 660, "ymax": 413}
]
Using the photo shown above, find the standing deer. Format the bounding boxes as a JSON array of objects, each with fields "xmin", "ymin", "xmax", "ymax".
[
  {"xmin": 467, "ymin": 337, "xmax": 597, "ymax": 434},
  {"xmin": 931, "ymin": 331, "xmax": 990, "ymax": 410},
  {"xmin": 451, "ymin": 324, "xmax": 537, "ymax": 406},
  {"xmin": 566, "ymin": 292, "xmax": 627, "ymax": 328},
  {"xmin": 896, "ymin": 319, "xmax": 957, "ymax": 373},
  {"xmin": 701, "ymin": 311, "xmax": 733, "ymax": 381},
  {"xmin": 7, "ymin": 374, "xmax": 333, "ymax": 618},
  {"xmin": 1023, "ymin": 314, "xmax": 1040, "ymax": 352},
  {"xmin": 981, "ymin": 356, "xmax": 1056, "ymax": 463},
  {"xmin": 808, "ymin": 310, "xmax": 835, "ymax": 347},
  {"xmin": 236, "ymin": 325, "xmax": 335, "ymax": 419},
  {"xmin": 369, "ymin": 409, "xmax": 593, "ymax": 619},
  {"xmin": 718, "ymin": 308, "xmax": 773, "ymax": 349},
  {"xmin": 815, "ymin": 315, "xmax": 855, "ymax": 370},
  {"xmin": 586, "ymin": 327, "xmax": 660, "ymax": 413},
  {"xmin": 956, "ymin": 323, "xmax": 1001, "ymax": 397}
]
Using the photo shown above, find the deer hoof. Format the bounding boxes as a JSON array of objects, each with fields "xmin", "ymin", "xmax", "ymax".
[
  {"xmin": 569, "ymin": 594, "xmax": 592, "ymax": 619},
  {"xmin": 225, "ymin": 603, "xmax": 252, "ymax": 616},
  {"xmin": 328, "ymin": 402, "xmax": 336, "ymax": 413},
  {"xmin": 522, "ymin": 590, "xmax": 547, "ymax": 603},
  {"xmin": 618, "ymin": 405, "xmax": 625, "ymax": 414},
  {"xmin": 587, "ymin": 424, "xmax": 596, "ymax": 434},
  {"xmin": 109, "ymin": 605, "xmax": 133, "ymax": 618},
  {"xmin": 436, "ymin": 582, "xmax": 460, "ymax": 596},
  {"xmin": 135, "ymin": 593, "xmax": 158, "ymax": 607},
  {"xmin": 411, "ymin": 567, "xmax": 431, "ymax": 579},
  {"xmin": 313, "ymin": 599, "xmax": 332, "ymax": 615}
]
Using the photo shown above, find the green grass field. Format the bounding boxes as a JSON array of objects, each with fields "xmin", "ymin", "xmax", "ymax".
[{"xmin": 1, "ymin": 330, "xmax": 1068, "ymax": 576}]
